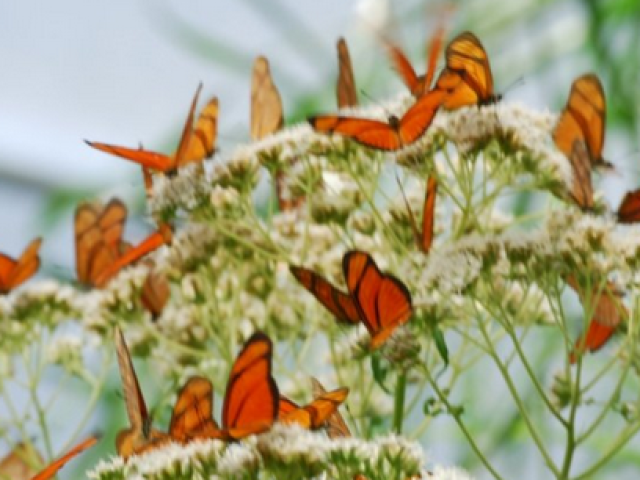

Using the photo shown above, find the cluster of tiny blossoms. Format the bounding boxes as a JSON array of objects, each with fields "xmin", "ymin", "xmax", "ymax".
[{"xmin": 4, "ymin": 93, "xmax": 640, "ymax": 479}]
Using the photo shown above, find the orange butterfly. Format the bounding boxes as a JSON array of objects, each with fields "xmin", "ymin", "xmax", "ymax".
[
  {"xmin": 336, "ymin": 37, "xmax": 358, "ymax": 108},
  {"xmin": 169, "ymin": 331, "xmax": 279, "ymax": 442},
  {"xmin": 114, "ymin": 327, "xmax": 170, "ymax": 459},
  {"xmin": 86, "ymin": 83, "xmax": 218, "ymax": 177},
  {"xmin": 74, "ymin": 199, "xmax": 170, "ymax": 288},
  {"xmin": 431, "ymin": 31, "xmax": 500, "ymax": 109},
  {"xmin": 398, "ymin": 175, "xmax": 438, "ymax": 253},
  {"xmin": 278, "ymin": 382, "xmax": 349, "ymax": 431},
  {"xmin": 566, "ymin": 276, "xmax": 627, "ymax": 363},
  {"xmin": 140, "ymin": 261, "xmax": 170, "ymax": 319},
  {"xmin": 0, "ymin": 238, "xmax": 42, "ymax": 294},
  {"xmin": 29, "ymin": 436, "xmax": 99, "ymax": 480},
  {"xmin": 384, "ymin": 21, "xmax": 446, "ymax": 98},
  {"xmin": 553, "ymin": 74, "xmax": 611, "ymax": 171},
  {"xmin": 309, "ymin": 88, "xmax": 446, "ymax": 151},
  {"xmin": 616, "ymin": 188, "xmax": 640, "ymax": 223},
  {"xmin": 290, "ymin": 250, "xmax": 413, "ymax": 349}
]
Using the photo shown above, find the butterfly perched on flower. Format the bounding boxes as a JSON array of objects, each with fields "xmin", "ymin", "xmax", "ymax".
[
  {"xmin": 431, "ymin": 31, "xmax": 500, "ymax": 109},
  {"xmin": 114, "ymin": 327, "xmax": 170, "ymax": 459},
  {"xmin": 169, "ymin": 331, "xmax": 279, "ymax": 442},
  {"xmin": 74, "ymin": 199, "xmax": 171, "ymax": 288},
  {"xmin": 278, "ymin": 380, "xmax": 349, "ymax": 431},
  {"xmin": 0, "ymin": 238, "xmax": 42, "ymax": 294},
  {"xmin": 290, "ymin": 250, "xmax": 413, "ymax": 349}
]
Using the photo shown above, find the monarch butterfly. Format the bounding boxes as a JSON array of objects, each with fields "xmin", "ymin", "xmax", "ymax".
[
  {"xmin": 384, "ymin": 21, "xmax": 446, "ymax": 98},
  {"xmin": 278, "ymin": 384, "xmax": 349, "ymax": 431},
  {"xmin": 566, "ymin": 276, "xmax": 627, "ymax": 363},
  {"xmin": 398, "ymin": 175, "xmax": 438, "ymax": 253},
  {"xmin": 74, "ymin": 199, "xmax": 170, "ymax": 288},
  {"xmin": 86, "ymin": 84, "xmax": 218, "ymax": 175},
  {"xmin": 616, "ymin": 188, "xmax": 640, "ymax": 223},
  {"xmin": 336, "ymin": 37, "xmax": 358, "ymax": 108},
  {"xmin": 169, "ymin": 331, "xmax": 279, "ymax": 441},
  {"xmin": 114, "ymin": 327, "xmax": 170, "ymax": 459},
  {"xmin": 27, "ymin": 436, "xmax": 99, "ymax": 480},
  {"xmin": 290, "ymin": 250, "xmax": 413, "ymax": 349},
  {"xmin": 432, "ymin": 31, "xmax": 500, "ymax": 109},
  {"xmin": 0, "ymin": 237, "xmax": 42, "ymax": 294},
  {"xmin": 308, "ymin": 88, "xmax": 446, "ymax": 151},
  {"xmin": 553, "ymin": 74, "xmax": 611, "ymax": 170},
  {"xmin": 140, "ymin": 261, "xmax": 170, "ymax": 319}
]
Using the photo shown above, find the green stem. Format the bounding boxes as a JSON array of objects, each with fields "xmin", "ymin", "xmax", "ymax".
[{"xmin": 392, "ymin": 370, "xmax": 407, "ymax": 434}]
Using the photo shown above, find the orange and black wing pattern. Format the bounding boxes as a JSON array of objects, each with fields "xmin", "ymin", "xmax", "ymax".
[
  {"xmin": 433, "ymin": 31, "xmax": 498, "ymax": 109},
  {"xmin": 278, "ymin": 396, "xmax": 300, "ymax": 417},
  {"xmin": 336, "ymin": 37, "xmax": 358, "ymax": 108},
  {"xmin": 566, "ymin": 276, "xmax": 626, "ymax": 363},
  {"xmin": 30, "ymin": 436, "xmax": 99, "ymax": 480},
  {"xmin": 87, "ymin": 84, "xmax": 217, "ymax": 173},
  {"xmin": 0, "ymin": 237, "xmax": 42, "ymax": 294},
  {"xmin": 343, "ymin": 250, "xmax": 413, "ymax": 349},
  {"xmin": 289, "ymin": 265, "xmax": 360, "ymax": 324},
  {"xmin": 169, "ymin": 376, "xmax": 220, "ymax": 443},
  {"xmin": 114, "ymin": 327, "xmax": 169, "ymax": 458},
  {"xmin": 74, "ymin": 199, "xmax": 127, "ymax": 287},
  {"xmin": 308, "ymin": 88, "xmax": 445, "ymax": 151},
  {"xmin": 280, "ymin": 387, "xmax": 349, "ymax": 430},
  {"xmin": 617, "ymin": 188, "xmax": 640, "ymax": 224},
  {"xmin": 221, "ymin": 331, "xmax": 279, "ymax": 439},
  {"xmin": 566, "ymin": 140, "xmax": 594, "ymax": 211},
  {"xmin": 553, "ymin": 74, "xmax": 609, "ymax": 169},
  {"xmin": 310, "ymin": 377, "xmax": 351, "ymax": 438}
]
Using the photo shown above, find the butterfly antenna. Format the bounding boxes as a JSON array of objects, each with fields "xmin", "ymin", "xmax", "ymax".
[
  {"xmin": 501, "ymin": 75, "xmax": 525, "ymax": 99},
  {"xmin": 358, "ymin": 89, "xmax": 397, "ymax": 119}
]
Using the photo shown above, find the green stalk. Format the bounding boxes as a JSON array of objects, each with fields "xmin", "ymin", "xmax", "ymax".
[{"xmin": 392, "ymin": 370, "xmax": 407, "ymax": 435}]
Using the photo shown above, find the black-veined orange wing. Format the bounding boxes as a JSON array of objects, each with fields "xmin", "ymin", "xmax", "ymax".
[
  {"xmin": 221, "ymin": 331, "xmax": 279, "ymax": 439},
  {"xmin": 30, "ymin": 436, "xmax": 99, "ymax": 480},
  {"xmin": 289, "ymin": 265, "xmax": 360, "ymax": 324},
  {"xmin": 0, "ymin": 238, "xmax": 42, "ymax": 294},
  {"xmin": 336, "ymin": 37, "xmax": 358, "ymax": 108},
  {"xmin": 566, "ymin": 276, "xmax": 626, "ymax": 363},
  {"xmin": 343, "ymin": 250, "xmax": 413, "ymax": 349},
  {"xmin": 169, "ymin": 376, "xmax": 220, "ymax": 443},
  {"xmin": 114, "ymin": 327, "xmax": 169, "ymax": 458},
  {"xmin": 310, "ymin": 377, "xmax": 351, "ymax": 438},
  {"xmin": 278, "ymin": 396, "xmax": 300, "ymax": 417},
  {"xmin": 280, "ymin": 387, "xmax": 349, "ymax": 430},
  {"xmin": 308, "ymin": 88, "xmax": 445, "ymax": 151},
  {"xmin": 434, "ymin": 31, "xmax": 498, "ymax": 109},
  {"xmin": 565, "ymin": 140, "xmax": 594, "ymax": 211},
  {"xmin": 617, "ymin": 188, "xmax": 640, "ymax": 223},
  {"xmin": 553, "ymin": 74, "xmax": 609, "ymax": 169}
]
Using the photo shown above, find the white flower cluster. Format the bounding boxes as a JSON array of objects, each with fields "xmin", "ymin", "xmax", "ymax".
[{"xmin": 87, "ymin": 424, "xmax": 432, "ymax": 480}]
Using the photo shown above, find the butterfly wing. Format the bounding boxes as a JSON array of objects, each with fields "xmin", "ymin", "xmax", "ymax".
[
  {"xmin": 30, "ymin": 436, "xmax": 98, "ymax": 480},
  {"xmin": 98, "ymin": 199, "xmax": 127, "ymax": 252},
  {"xmin": 336, "ymin": 37, "xmax": 358, "ymax": 108},
  {"xmin": 421, "ymin": 176, "xmax": 438, "ymax": 253},
  {"xmin": 617, "ymin": 188, "xmax": 640, "ymax": 223},
  {"xmin": 280, "ymin": 387, "xmax": 349, "ymax": 430},
  {"xmin": 554, "ymin": 74, "xmax": 607, "ymax": 168},
  {"xmin": 397, "ymin": 89, "xmax": 447, "ymax": 146},
  {"xmin": 290, "ymin": 265, "xmax": 360, "ymax": 324},
  {"xmin": 179, "ymin": 97, "xmax": 218, "ymax": 166},
  {"xmin": 251, "ymin": 56, "xmax": 284, "ymax": 141},
  {"xmin": 74, "ymin": 203, "xmax": 104, "ymax": 285},
  {"xmin": 343, "ymin": 251, "xmax": 413, "ymax": 349},
  {"xmin": 222, "ymin": 331, "xmax": 279, "ymax": 439},
  {"xmin": 140, "ymin": 262, "xmax": 170, "ymax": 319},
  {"xmin": 0, "ymin": 443, "xmax": 42, "ymax": 480},
  {"xmin": 567, "ymin": 276, "xmax": 626, "ymax": 362},
  {"xmin": 169, "ymin": 376, "xmax": 220, "ymax": 442},
  {"xmin": 309, "ymin": 114, "xmax": 404, "ymax": 150},
  {"xmin": 566, "ymin": 140, "xmax": 594, "ymax": 211},
  {"xmin": 0, "ymin": 238, "xmax": 42, "ymax": 293},
  {"xmin": 86, "ymin": 140, "xmax": 173, "ymax": 172},
  {"xmin": 310, "ymin": 377, "xmax": 351, "ymax": 438},
  {"xmin": 384, "ymin": 39, "xmax": 421, "ymax": 96},
  {"xmin": 278, "ymin": 396, "xmax": 300, "ymax": 417}
]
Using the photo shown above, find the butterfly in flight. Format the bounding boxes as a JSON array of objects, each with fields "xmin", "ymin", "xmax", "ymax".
[
  {"xmin": 278, "ymin": 380, "xmax": 349, "ymax": 431},
  {"xmin": 0, "ymin": 238, "xmax": 42, "ymax": 294},
  {"xmin": 114, "ymin": 327, "xmax": 170, "ymax": 459},
  {"xmin": 566, "ymin": 275, "xmax": 627, "ymax": 363},
  {"xmin": 169, "ymin": 331, "xmax": 279, "ymax": 442},
  {"xmin": 336, "ymin": 37, "xmax": 358, "ymax": 108},
  {"xmin": 290, "ymin": 250, "xmax": 413, "ymax": 349},
  {"xmin": 553, "ymin": 74, "xmax": 611, "ymax": 171},
  {"xmin": 86, "ymin": 84, "xmax": 218, "ymax": 196},
  {"xmin": 431, "ymin": 31, "xmax": 500, "ymax": 109},
  {"xmin": 74, "ymin": 199, "xmax": 170, "ymax": 288},
  {"xmin": 27, "ymin": 436, "xmax": 99, "ymax": 480},
  {"xmin": 384, "ymin": 20, "xmax": 446, "ymax": 98}
]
